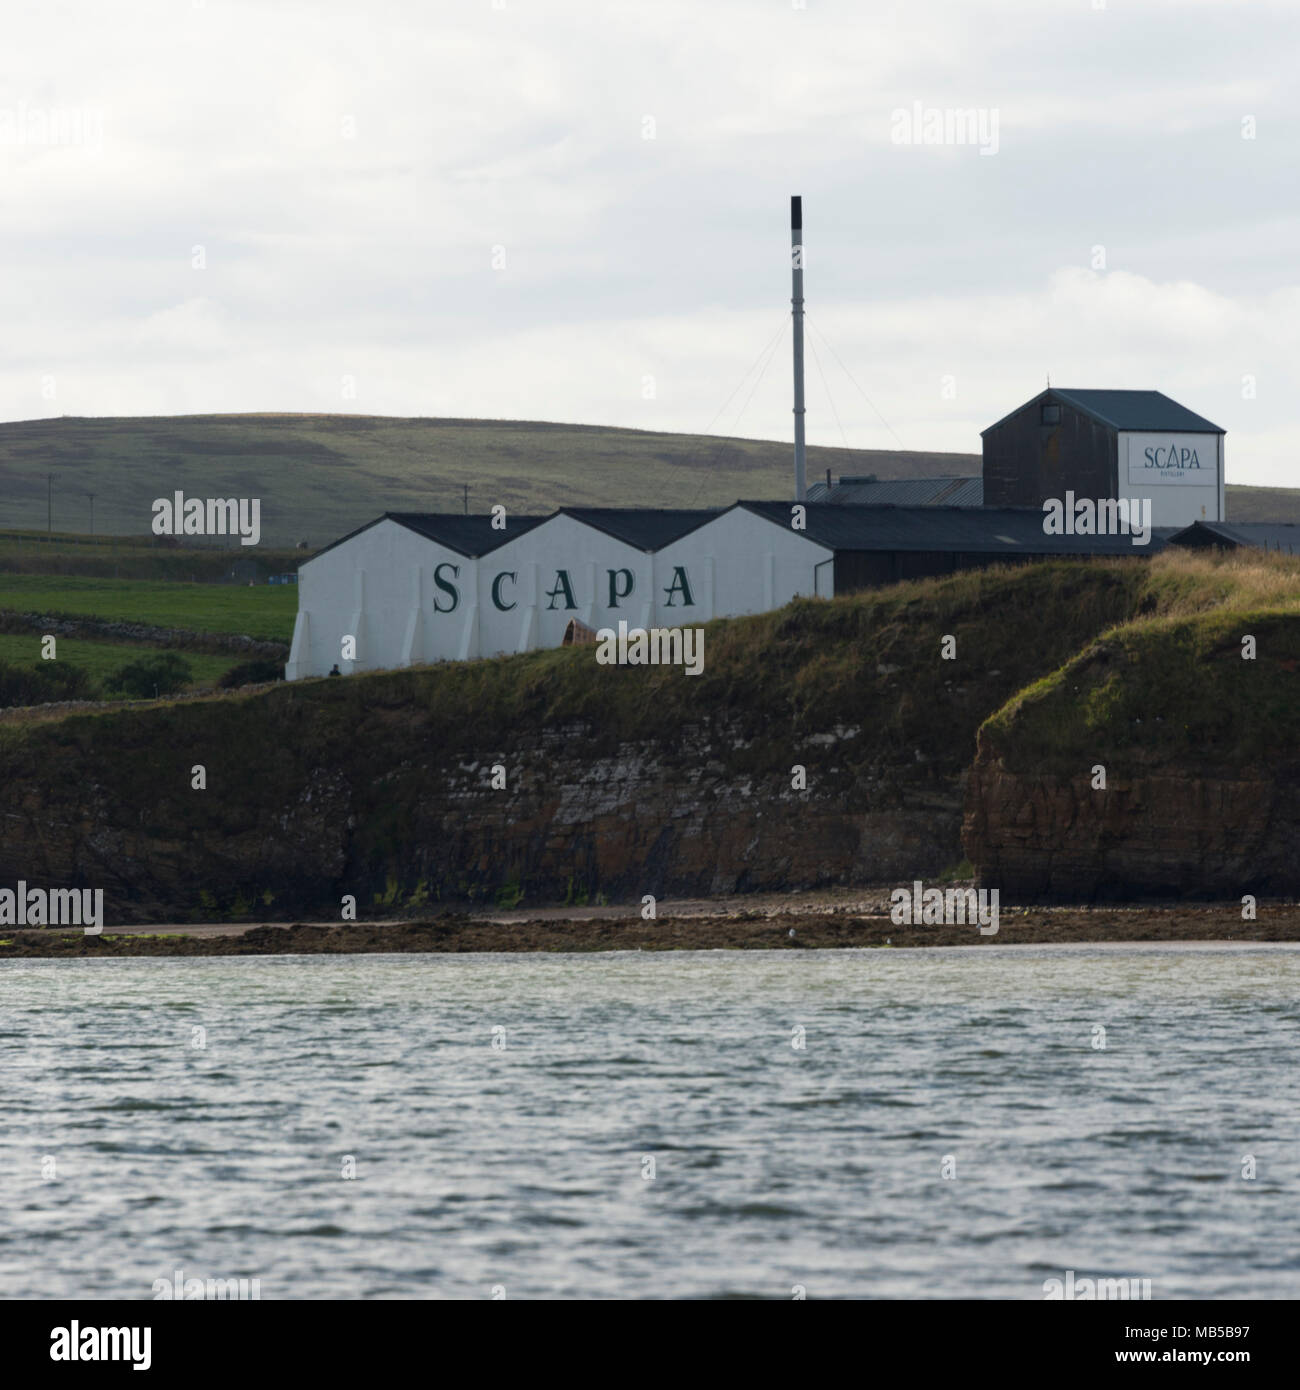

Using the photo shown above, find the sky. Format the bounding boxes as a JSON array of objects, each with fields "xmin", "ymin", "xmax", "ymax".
[{"xmin": 2, "ymin": 0, "xmax": 1297, "ymax": 485}]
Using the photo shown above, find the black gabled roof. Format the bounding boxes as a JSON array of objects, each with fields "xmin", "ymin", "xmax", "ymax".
[
  {"xmin": 806, "ymin": 475, "xmax": 984, "ymax": 507},
  {"xmin": 303, "ymin": 511, "xmax": 549, "ymax": 565},
  {"xmin": 983, "ymin": 388, "xmax": 1223, "ymax": 436},
  {"xmin": 557, "ymin": 506, "xmax": 720, "ymax": 551},
  {"xmin": 302, "ymin": 506, "xmax": 720, "ymax": 566},
  {"xmin": 736, "ymin": 500, "xmax": 1176, "ymax": 555},
  {"xmin": 1168, "ymin": 520, "xmax": 1300, "ymax": 554},
  {"xmin": 386, "ymin": 512, "xmax": 549, "ymax": 556}
]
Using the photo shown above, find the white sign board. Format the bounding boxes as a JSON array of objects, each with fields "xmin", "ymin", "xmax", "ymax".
[{"xmin": 1125, "ymin": 432, "xmax": 1219, "ymax": 487}]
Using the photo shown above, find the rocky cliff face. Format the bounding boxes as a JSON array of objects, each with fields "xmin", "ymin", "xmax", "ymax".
[
  {"xmin": 0, "ymin": 702, "xmax": 964, "ymax": 922},
  {"xmin": 962, "ymin": 743, "xmax": 1300, "ymax": 901},
  {"xmin": 419, "ymin": 722, "xmax": 964, "ymax": 903},
  {"xmin": 962, "ymin": 609, "xmax": 1300, "ymax": 900}
]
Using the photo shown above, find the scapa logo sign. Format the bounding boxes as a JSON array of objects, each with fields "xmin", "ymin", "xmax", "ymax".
[
  {"xmin": 1126, "ymin": 433, "xmax": 1218, "ymax": 486},
  {"xmin": 1142, "ymin": 443, "xmax": 1203, "ymax": 473}
]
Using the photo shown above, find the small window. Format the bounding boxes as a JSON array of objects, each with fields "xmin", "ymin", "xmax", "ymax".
[{"xmin": 1041, "ymin": 404, "xmax": 1060, "ymax": 425}]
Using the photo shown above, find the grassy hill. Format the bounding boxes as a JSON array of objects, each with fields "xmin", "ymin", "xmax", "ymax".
[
  {"xmin": 1219, "ymin": 484, "xmax": 1300, "ymax": 523},
  {"xmin": 2, "ymin": 414, "xmax": 1293, "ymax": 549},
  {"xmin": 0, "ymin": 413, "xmax": 983, "ymax": 548}
]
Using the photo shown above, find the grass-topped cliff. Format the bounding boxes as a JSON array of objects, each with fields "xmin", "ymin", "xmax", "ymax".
[
  {"xmin": 1, "ymin": 549, "xmax": 1296, "ymax": 918},
  {"xmin": 966, "ymin": 550, "xmax": 1300, "ymax": 898},
  {"xmin": 977, "ymin": 551, "xmax": 1300, "ymax": 775}
]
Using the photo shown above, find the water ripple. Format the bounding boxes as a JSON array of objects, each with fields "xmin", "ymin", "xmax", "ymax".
[{"xmin": 2, "ymin": 946, "xmax": 1299, "ymax": 1298}]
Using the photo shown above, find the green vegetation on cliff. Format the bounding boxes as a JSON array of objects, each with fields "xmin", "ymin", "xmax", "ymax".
[{"xmin": 980, "ymin": 550, "xmax": 1300, "ymax": 775}]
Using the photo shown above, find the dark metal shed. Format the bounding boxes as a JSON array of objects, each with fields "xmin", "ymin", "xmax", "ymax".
[{"xmin": 981, "ymin": 388, "xmax": 1223, "ymax": 511}]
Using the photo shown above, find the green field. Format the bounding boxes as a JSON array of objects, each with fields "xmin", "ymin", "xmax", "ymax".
[
  {"xmin": 0, "ymin": 633, "xmax": 242, "ymax": 689},
  {"xmin": 0, "ymin": 575, "xmax": 297, "ymax": 642},
  {"xmin": 0, "ymin": 530, "xmax": 305, "ymax": 582}
]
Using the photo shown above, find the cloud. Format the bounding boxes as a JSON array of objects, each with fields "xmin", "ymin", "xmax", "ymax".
[{"xmin": 1, "ymin": 0, "xmax": 1297, "ymax": 486}]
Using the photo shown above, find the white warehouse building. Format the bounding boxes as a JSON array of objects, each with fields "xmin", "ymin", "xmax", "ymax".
[
  {"xmin": 285, "ymin": 504, "xmax": 833, "ymax": 679},
  {"xmin": 285, "ymin": 387, "xmax": 1231, "ymax": 680}
]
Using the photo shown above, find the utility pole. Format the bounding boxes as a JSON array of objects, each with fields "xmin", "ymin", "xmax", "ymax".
[
  {"xmin": 47, "ymin": 473, "xmax": 53, "ymax": 534},
  {"xmin": 463, "ymin": 483, "xmax": 469, "ymax": 515},
  {"xmin": 88, "ymin": 492, "xmax": 96, "ymax": 536}
]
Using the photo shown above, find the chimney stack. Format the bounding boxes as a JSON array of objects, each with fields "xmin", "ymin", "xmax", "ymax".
[{"xmin": 791, "ymin": 195, "xmax": 806, "ymax": 502}]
